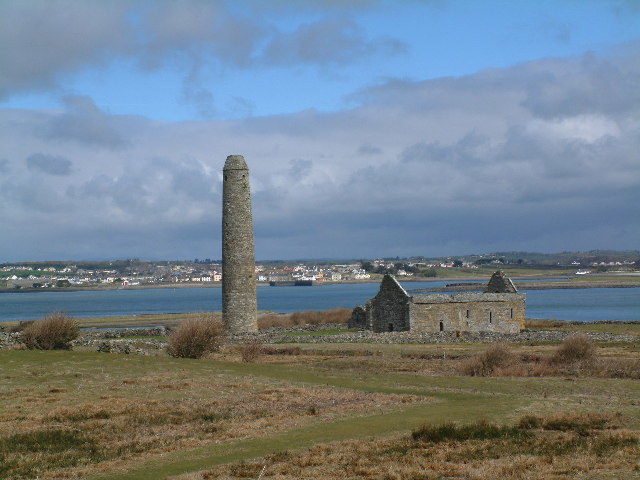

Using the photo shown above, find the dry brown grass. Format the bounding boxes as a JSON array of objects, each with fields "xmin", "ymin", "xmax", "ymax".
[
  {"xmin": 517, "ymin": 412, "xmax": 624, "ymax": 433},
  {"xmin": 454, "ymin": 337, "xmax": 640, "ymax": 379},
  {"xmin": 260, "ymin": 346, "xmax": 303, "ymax": 356},
  {"xmin": 236, "ymin": 339, "xmax": 263, "ymax": 362},
  {"xmin": 20, "ymin": 312, "xmax": 79, "ymax": 350},
  {"xmin": 524, "ymin": 318, "xmax": 566, "ymax": 329},
  {"xmin": 458, "ymin": 344, "xmax": 515, "ymax": 376},
  {"xmin": 166, "ymin": 314, "xmax": 225, "ymax": 358},
  {"xmin": 258, "ymin": 308, "xmax": 351, "ymax": 329},
  {"xmin": 189, "ymin": 414, "xmax": 639, "ymax": 480},
  {"xmin": 222, "ymin": 340, "xmax": 640, "ymax": 380},
  {"xmin": 551, "ymin": 334, "xmax": 595, "ymax": 364}
]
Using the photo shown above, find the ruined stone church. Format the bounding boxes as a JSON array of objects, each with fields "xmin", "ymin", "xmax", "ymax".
[{"xmin": 350, "ymin": 271, "xmax": 525, "ymax": 334}]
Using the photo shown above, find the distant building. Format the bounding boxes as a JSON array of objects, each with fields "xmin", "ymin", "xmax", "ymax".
[{"xmin": 268, "ymin": 273, "xmax": 291, "ymax": 283}]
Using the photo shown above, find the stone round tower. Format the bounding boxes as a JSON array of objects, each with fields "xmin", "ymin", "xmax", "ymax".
[{"xmin": 222, "ymin": 155, "xmax": 258, "ymax": 333}]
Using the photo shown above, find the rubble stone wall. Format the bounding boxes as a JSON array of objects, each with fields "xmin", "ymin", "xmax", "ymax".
[
  {"xmin": 348, "ymin": 305, "xmax": 368, "ymax": 329},
  {"xmin": 409, "ymin": 293, "xmax": 525, "ymax": 334},
  {"xmin": 367, "ymin": 275, "xmax": 410, "ymax": 332}
]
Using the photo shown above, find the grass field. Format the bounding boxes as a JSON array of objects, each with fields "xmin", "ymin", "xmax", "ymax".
[
  {"xmin": 2, "ymin": 312, "xmax": 210, "ymax": 330},
  {"xmin": 1, "ymin": 330, "xmax": 639, "ymax": 479},
  {"xmin": 280, "ymin": 327, "xmax": 359, "ymax": 336},
  {"xmin": 526, "ymin": 319, "xmax": 640, "ymax": 336}
]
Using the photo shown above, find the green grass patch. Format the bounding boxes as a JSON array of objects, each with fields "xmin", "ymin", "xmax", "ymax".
[
  {"xmin": 0, "ymin": 429, "xmax": 93, "ymax": 454},
  {"xmin": 411, "ymin": 420, "xmax": 528, "ymax": 442},
  {"xmin": 0, "ymin": 429, "xmax": 102, "ymax": 478},
  {"xmin": 281, "ymin": 328, "xmax": 358, "ymax": 337}
]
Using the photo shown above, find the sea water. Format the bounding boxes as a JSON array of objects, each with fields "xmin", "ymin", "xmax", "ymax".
[{"xmin": 0, "ymin": 282, "xmax": 638, "ymax": 323}]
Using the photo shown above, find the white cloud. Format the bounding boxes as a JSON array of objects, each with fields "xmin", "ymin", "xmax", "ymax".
[{"xmin": 525, "ymin": 115, "xmax": 621, "ymax": 142}]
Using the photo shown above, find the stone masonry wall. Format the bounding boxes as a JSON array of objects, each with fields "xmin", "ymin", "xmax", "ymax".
[
  {"xmin": 348, "ymin": 305, "xmax": 368, "ymax": 329},
  {"xmin": 409, "ymin": 292, "xmax": 525, "ymax": 334},
  {"xmin": 222, "ymin": 155, "xmax": 258, "ymax": 333}
]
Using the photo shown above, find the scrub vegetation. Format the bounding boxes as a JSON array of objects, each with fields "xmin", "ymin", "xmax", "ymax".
[
  {"xmin": 257, "ymin": 308, "xmax": 351, "ymax": 329},
  {"xmin": 19, "ymin": 312, "xmax": 79, "ymax": 350},
  {"xmin": 166, "ymin": 314, "xmax": 225, "ymax": 359},
  {"xmin": 457, "ymin": 336, "xmax": 640, "ymax": 379}
]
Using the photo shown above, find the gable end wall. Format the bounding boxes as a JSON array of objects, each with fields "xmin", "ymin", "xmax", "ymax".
[{"xmin": 368, "ymin": 275, "xmax": 410, "ymax": 332}]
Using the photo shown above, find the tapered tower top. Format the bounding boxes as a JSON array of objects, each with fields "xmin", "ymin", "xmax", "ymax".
[{"xmin": 224, "ymin": 155, "xmax": 248, "ymax": 170}]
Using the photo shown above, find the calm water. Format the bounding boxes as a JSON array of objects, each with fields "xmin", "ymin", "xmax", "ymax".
[{"xmin": 0, "ymin": 282, "xmax": 638, "ymax": 322}]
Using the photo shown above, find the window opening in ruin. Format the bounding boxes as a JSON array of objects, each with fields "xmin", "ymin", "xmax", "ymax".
[
  {"xmin": 510, "ymin": 308, "xmax": 514, "ymax": 319},
  {"xmin": 466, "ymin": 309, "xmax": 470, "ymax": 318},
  {"xmin": 489, "ymin": 311, "xmax": 492, "ymax": 323},
  {"xmin": 388, "ymin": 323, "xmax": 394, "ymax": 332},
  {"xmin": 439, "ymin": 321, "xmax": 444, "ymax": 332}
]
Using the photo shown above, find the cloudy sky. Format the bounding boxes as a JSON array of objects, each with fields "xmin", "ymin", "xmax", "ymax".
[{"xmin": 1, "ymin": 0, "xmax": 639, "ymax": 261}]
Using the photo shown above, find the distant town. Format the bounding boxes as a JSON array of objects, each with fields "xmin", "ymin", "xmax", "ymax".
[{"xmin": 1, "ymin": 250, "xmax": 638, "ymax": 291}]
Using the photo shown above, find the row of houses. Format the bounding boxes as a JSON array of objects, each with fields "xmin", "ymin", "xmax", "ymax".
[{"xmin": 2, "ymin": 261, "xmax": 377, "ymax": 289}]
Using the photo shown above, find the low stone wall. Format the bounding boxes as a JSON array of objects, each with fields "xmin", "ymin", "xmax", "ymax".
[
  {"xmin": 0, "ymin": 332, "xmax": 20, "ymax": 349},
  {"xmin": 0, "ymin": 328, "xmax": 167, "ymax": 352},
  {"xmin": 79, "ymin": 327, "xmax": 167, "ymax": 339},
  {"xmin": 259, "ymin": 323, "xmax": 346, "ymax": 334},
  {"xmin": 73, "ymin": 328, "xmax": 167, "ymax": 354},
  {"xmin": 73, "ymin": 338, "xmax": 166, "ymax": 353},
  {"xmin": 235, "ymin": 329, "xmax": 635, "ymax": 344},
  {"xmin": 1, "ymin": 323, "xmax": 636, "ymax": 352}
]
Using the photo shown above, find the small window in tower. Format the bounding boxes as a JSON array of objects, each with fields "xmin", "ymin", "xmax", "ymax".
[
  {"xmin": 388, "ymin": 323, "xmax": 394, "ymax": 332},
  {"xmin": 510, "ymin": 308, "xmax": 514, "ymax": 319},
  {"xmin": 439, "ymin": 321, "xmax": 444, "ymax": 332},
  {"xmin": 489, "ymin": 311, "xmax": 492, "ymax": 323},
  {"xmin": 466, "ymin": 309, "xmax": 470, "ymax": 318}
]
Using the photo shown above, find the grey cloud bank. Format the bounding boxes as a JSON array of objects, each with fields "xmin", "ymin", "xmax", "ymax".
[
  {"xmin": 36, "ymin": 96, "xmax": 135, "ymax": 149},
  {"xmin": 1, "ymin": 46, "xmax": 639, "ymax": 261},
  {"xmin": 25, "ymin": 153, "xmax": 72, "ymax": 176},
  {"xmin": 0, "ymin": 1, "xmax": 405, "ymax": 102}
]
